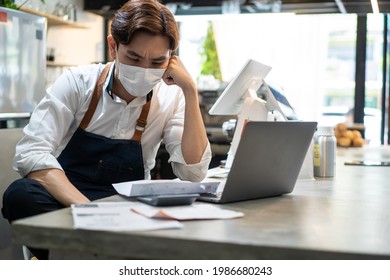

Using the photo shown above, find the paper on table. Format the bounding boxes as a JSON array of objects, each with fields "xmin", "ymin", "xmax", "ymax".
[
  {"xmin": 71, "ymin": 201, "xmax": 243, "ymax": 232},
  {"xmin": 206, "ymin": 167, "xmax": 230, "ymax": 179},
  {"xmin": 71, "ymin": 202, "xmax": 182, "ymax": 232},
  {"xmin": 112, "ymin": 179, "xmax": 220, "ymax": 197},
  {"xmin": 132, "ymin": 203, "xmax": 244, "ymax": 221}
]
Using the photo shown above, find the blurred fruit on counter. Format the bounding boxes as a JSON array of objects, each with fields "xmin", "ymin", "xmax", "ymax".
[{"xmin": 334, "ymin": 123, "xmax": 365, "ymax": 147}]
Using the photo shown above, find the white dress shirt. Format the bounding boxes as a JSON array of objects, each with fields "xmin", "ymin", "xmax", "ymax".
[{"xmin": 14, "ymin": 63, "xmax": 212, "ymax": 182}]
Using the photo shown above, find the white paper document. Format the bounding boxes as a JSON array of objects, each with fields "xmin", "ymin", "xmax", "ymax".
[
  {"xmin": 71, "ymin": 202, "xmax": 182, "ymax": 232},
  {"xmin": 132, "ymin": 203, "xmax": 244, "ymax": 220},
  {"xmin": 71, "ymin": 201, "xmax": 244, "ymax": 232},
  {"xmin": 112, "ymin": 179, "xmax": 220, "ymax": 197},
  {"xmin": 206, "ymin": 167, "xmax": 230, "ymax": 179}
]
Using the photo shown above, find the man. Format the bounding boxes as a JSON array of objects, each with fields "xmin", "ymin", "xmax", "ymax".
[{"xmin": 2, "ymin": 0, "xmax": 211, "ymax": 259}]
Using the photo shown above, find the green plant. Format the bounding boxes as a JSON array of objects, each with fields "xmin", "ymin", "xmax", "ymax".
[
  {"xmin": 200, "ymin": 22, "xmax": 222, "ymax": 81},
  {"xmin": 0, "ymin": 0, "xmax": 18, "ymax": 9},
  {"xmin": 0, "ymin": 0, "xmax": 45, "ymax": 10}
]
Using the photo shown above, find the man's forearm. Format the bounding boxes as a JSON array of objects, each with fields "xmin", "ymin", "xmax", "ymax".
[
  {"xmin": 181, "ymin": 90, "xmax": 208, "ymax": 164},
  {"xmin": 27, "ymin": 168, "xmax": 90, "ymax": 207}
]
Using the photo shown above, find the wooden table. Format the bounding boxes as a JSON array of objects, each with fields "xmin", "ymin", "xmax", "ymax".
[{"xmin": 11, "ymin": 147, "xmax": 390, "ymax": 259}]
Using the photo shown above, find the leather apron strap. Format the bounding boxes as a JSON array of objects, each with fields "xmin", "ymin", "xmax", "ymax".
[
  {"xmin": 79, "ymin": 63, "xmax": 152, "ymax": 143},
  {"xmin": 131, "ymin": 99, "xmax": 151, "ymax": 143},
  {"xmin": 79, "ymin": 63, "xmax": 111, "ymax": 130}
]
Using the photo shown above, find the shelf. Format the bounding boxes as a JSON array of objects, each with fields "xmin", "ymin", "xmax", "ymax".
[{"xmin": 20, "ymin": 7, "xmax": 88, "ymax": 29}]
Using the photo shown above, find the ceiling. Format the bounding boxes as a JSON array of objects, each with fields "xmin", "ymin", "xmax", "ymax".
[
  {"xmin": 84, "ymin": 1, "xmax": 390, "ymax": 18},
  {"xmin": 159, "ymin": 1, "xmax": 390, "ymax": 15}
]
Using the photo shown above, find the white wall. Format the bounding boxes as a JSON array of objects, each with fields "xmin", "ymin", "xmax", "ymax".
[{"xmin": 45, "ymin": 0, "xmax": 104, "ymax": 66}]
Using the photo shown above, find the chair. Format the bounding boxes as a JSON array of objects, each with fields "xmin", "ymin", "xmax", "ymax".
[{"xmin": 0, "ymin": 128, "xmax": 24, "ymax": 260}]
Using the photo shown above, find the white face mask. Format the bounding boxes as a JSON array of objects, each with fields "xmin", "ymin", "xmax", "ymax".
[{"xmin": 117, "ymin": 60, "xmax": 166, "ymax": 97}]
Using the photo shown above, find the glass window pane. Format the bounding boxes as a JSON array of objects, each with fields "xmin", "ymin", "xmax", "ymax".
[
  {"xmin": 366, "ymin": 14, "xmax": 384, "ymax": 146},
  {"xmin": 178, "ymin": 14, "xmax": 384, "ymax": 145}
]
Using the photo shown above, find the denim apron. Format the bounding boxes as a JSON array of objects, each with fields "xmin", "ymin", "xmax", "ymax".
[{"xmin": 57, "ymin": 64, "xmax": 151, "ymax": 201}]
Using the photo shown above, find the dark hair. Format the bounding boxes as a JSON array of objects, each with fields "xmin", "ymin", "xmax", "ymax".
[{"xmin": 111, "ymin": 0, "xmax": 179, "ymax": 51}]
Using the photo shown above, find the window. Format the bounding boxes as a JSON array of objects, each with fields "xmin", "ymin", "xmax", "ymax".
[{"xmin": 178, "ymin": 13, "xmax": 383, "ymax": 146}]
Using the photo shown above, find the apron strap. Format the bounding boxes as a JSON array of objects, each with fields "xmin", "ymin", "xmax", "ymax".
[
  {"xmin": 131, "ymin": 96, "xmax": 152, "ymax": 143},
  {"xmin": 79, "ymin": 63, "xmax": 152, "ymax": 143},
  {"xmin": 79, "ymin": 63, "xmax": 111, "ymax": 130}
]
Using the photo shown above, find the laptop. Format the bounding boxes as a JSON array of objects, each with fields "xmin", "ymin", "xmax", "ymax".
[{"xmin": 198, "ymin": 121, "xmax": 317, "ymax": 203}]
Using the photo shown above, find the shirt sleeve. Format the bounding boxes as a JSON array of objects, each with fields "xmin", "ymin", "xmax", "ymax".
[
  {"xmin": 162, "ymin": 89, "xmax": 212, "ymax": 182},
  {"xmin": 13, "ymin": 68, "xmax": 88, "ymax": 177},
  {"xmin": 168, "ymin": 141, "xmax": 212, "ymax": 182}
]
